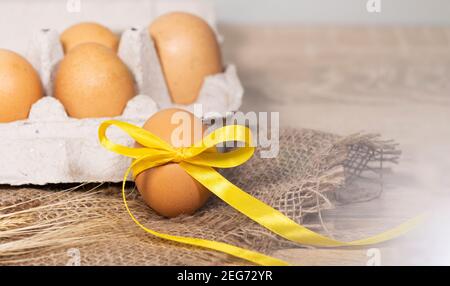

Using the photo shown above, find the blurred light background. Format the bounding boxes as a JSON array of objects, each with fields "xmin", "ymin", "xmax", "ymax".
[
  {"xmin": 1, "ymin": 0, "xmax": 450, "ymax": 53},
  {"xmin": 212, "ymin": 0, "xmax": 450, "ymax": 25}
]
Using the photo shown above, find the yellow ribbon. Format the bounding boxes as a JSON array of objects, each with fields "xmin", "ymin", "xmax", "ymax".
[{"xmin": 98, "ymin": 120, "xmax": 424, "ymax": 266}]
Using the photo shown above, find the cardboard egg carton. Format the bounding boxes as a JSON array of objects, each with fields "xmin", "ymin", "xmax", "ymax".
[{"xmin": 0, "ymin": 11, "xmax": 243, "ymax": 186}]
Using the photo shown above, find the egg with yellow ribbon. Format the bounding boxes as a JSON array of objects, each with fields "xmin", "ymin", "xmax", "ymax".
[{"xmin": 135, "ymin": 108, "xmax": 211, "ymax": 218}]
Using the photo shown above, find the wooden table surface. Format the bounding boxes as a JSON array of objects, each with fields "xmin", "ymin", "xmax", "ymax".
[{"xmin": 220, "ymin": 25, "xmax": 450, "ymax": 265}]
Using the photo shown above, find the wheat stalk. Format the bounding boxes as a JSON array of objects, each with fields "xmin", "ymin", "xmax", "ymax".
[{"xmin": 0, "ymin": 184, "xmax": 138, "ymax": 264}]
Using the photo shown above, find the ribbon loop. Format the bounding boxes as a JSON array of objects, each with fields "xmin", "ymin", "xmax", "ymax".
[{"xmin": 98, "ymin": 120, "xmax": 175, "ymax": 159}]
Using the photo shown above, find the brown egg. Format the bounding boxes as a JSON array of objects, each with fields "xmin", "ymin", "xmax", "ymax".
[
  {"xmin": 135, "ymin": 108, "xmax": 211, "ymax": 218},
  {"xmin": 61, "ymin": 22, "xmax": 119, "ymax": 53},
  {"xmin": 0, "ymin": 49, "xmax": 43, "ymax": 123},
  {"xmin": 149, "ymin": 12, "xmax": 223, "ymax": 105},
  {"xmin": 54, "ymin": 43, "xmax": 135, "ymax": 118}
]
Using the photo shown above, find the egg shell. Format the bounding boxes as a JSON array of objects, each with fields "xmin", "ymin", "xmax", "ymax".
[
  {"xmin": 149, "ymin": 12, "xmax": 223, "ymax": 105},
  {"xmin": 60, "ymin": 22, "xmax": 119, "ymax": 53},
  {"xmin": 53, "ymin": 43, "xmax": 136, "ymax": 118},
  {"xmin": 135, "ymin": 108, "xmax": 211, "ymax": 218},
  {"xmin": 0, "ymin": 49, "xmax": 43, "ymax": 123}
]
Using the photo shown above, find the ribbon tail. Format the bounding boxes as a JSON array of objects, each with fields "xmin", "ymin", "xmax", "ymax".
[
  {"xmin": 120, "ymin": 164, "xmax": 289, "ymax": 266},
  {"xmin": 181, "ymin": 163, "xmax": 424, "ymax": 248}
]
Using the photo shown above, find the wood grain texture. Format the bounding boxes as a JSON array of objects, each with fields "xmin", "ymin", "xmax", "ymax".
[{"xmin": 220, "ymin": 25, "xmax": 450, "ymax": 265}]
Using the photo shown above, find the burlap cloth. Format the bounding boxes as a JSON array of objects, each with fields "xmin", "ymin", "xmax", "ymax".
[{"xmin": 0, "ymin": 127, "xmax": 399, "ymax": 265}]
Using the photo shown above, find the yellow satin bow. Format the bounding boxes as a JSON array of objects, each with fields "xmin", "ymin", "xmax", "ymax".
[{"xmin": 98, "ymin": 120, "xmax": 424, "ymax": 266}]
